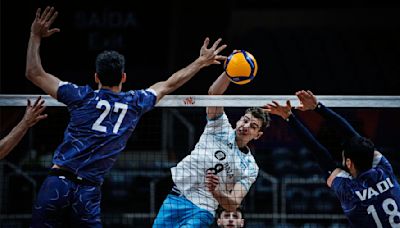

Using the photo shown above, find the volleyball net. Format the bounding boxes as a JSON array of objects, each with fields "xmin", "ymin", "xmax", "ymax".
[{"xmin": 0, "ymin": 95, "xmax": 399, "ymax": 227}]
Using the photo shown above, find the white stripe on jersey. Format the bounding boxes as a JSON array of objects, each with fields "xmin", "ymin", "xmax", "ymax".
[
  {"xmin": 372, "ymin": 152, "xmax": 382, "ymax": 168},
  {"xmin": 145, "ymin": 88, "xmax": 158, "ymax": 97},
  {"xmin": 337, "ymin": 170, "xmax": 352, "ymax": 179}
]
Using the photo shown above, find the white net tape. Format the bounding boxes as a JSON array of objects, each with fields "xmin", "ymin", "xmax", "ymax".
[{"xmin": 1, "ymin": 95, "xmax": 400, "ymax": 107}]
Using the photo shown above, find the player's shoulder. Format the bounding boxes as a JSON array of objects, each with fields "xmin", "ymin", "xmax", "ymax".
[
  {"xmin": 373, "ymin": 151, "xmax": 394, "ymax": 174},
  {"xmin": 329, "ymin": 169, "xmax": 353, "ymax": 189},
  {"xmin": 58, "ymin": 81, "xmax": 94, "ymax": 103},
  {"xmin": 59, "ymin": 81, "xmax": 91, "ymax": 90},
  {"xmin": 244, "ymin": 150, "xmax": 259, "ymax": 172},
  {"xmin": 126, "ymin": 88, "xmax": 157, "ymax": 97}
]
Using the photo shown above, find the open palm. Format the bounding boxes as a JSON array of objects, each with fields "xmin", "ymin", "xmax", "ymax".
[{"xmin": 31, "ymin": 6, "xmax": 60, "ymax": 38}]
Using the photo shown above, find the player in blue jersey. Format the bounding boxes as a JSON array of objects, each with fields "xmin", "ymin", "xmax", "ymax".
[
  {"xmin": 0, "ymin": 97, "xmax": 47, "ymax": 159},
  {"xmin": 153, "ymin": 72, "xmax": 270, "ymax": 227},
  {"xmin": 26, "ymin": 6, "xmax": 227, "ymax": 227},
  {"xmin": 265, "ymin": 90, "xmax": 400, "ymax": 228}
]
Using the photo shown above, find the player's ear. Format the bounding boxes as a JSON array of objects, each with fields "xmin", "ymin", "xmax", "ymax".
[
  {"xmin": 94, "ymin": 73, "xmax": 100, "ymax": 83},
  {"xmin": 217, "ymin": 218, "xmax": 222, "ymax": 226},
  {"xmin": 254, "ymin": 131, "xmax": 263, "ymax": 140},
  {"xmin": 240, "ymin": 219, "xmax": 244, "ymax": 227},
  {"xmin": 345, "ymin": 158, "xmax": 352, "ymax": 169},
  {"xmin": 121, "ymin": 73, "xmax": 126, "ymax": 83}
]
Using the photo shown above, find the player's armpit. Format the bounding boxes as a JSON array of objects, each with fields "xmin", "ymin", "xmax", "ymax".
[{"xmin": 327, "ymin": 168, "xmax": 343, "ymax": 188}]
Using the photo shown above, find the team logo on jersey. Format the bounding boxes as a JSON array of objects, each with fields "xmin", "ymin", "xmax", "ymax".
[{"xmin": 214, "ymin": 150, "xmax": 226, "ymax": 161}]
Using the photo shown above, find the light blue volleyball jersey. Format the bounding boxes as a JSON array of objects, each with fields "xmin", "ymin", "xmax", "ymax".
[{"xmin": 171, "ymin": 113, "xmax": 259, "ymax": 213}]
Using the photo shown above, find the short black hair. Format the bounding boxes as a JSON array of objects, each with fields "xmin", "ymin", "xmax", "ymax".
[
  {"xmin": 216, "ymin": 206, "xmax": 244, "ymax": 219},
  {"xmin": 95, "ymin": 50, "xmax": 125, "ymax": 86},
  {"xmin": 343, "ymin": 136, "xmax": 375, "ymax": 174},
  {"xmin": 245, "ymin": 107, "xmax": 271, "ymax": 129}
]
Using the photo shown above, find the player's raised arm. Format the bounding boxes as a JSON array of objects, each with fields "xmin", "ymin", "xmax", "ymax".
[
  {"xmin": 0, "ymin": 97, "xmax": 47, "ymax": 159},
  {"xmin": 264, "ymin": 100, "xmax": 338, "ymax": 181},
  {"xmin": 26, "ymin": 6, "xmax": 61, "ymax": 99},
  {"xmin": 295, "ymin": 90, "xmax": 360, "ymax": 140},
  {"xmin": 149, "ymin": 37, "xmax": 227, "ymax": 104},
  {"xmin": 206, "ymin": 72, "xmax": 231, "ymax": 120}
]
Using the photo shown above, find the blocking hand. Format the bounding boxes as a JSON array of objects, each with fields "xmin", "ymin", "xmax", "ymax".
[{"xmin": 31, "ymin": 6, "xmax": 60, "ymax": 38}]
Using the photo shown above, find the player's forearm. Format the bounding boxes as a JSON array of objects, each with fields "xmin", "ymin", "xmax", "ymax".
[
  {"xmin": 206, "ymin": 72, "xmax": 230, "ymax": 118},
  {"xmin": 26, "ymin": 34, "xmax": 46, "ymax": 81},
  {"xmin": 0, "ymin": 120, "xmax": 30, "ymax": 159},
  {"xmin": 286, "ymin": 113, "xmax": 337, "ymax": 178},
  {"xmin": 208, "ymin": 72, "xmax": 230, "ymax": 95},
  {"xmin": 315, "ymin": 103, "xmax": 359, "ymax": 139},
  {"xmin": 162, "ymin": 58, "xmax": 206, "ymax": 95},
  {"xmin": 211, "ymin": 190, "xmax": 241, "ymax": 212}
]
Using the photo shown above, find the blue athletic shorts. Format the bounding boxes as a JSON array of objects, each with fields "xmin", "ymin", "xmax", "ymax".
[
  {"xmin": 31, "ymin": 175, "xmax": 102, "ymax": 228},
  {"xmin": 153, "ymin": 194, "xmax": 214, "ymax": 228}
]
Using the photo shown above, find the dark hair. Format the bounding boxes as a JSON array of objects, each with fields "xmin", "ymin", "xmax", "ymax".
[
  {"xmin": 245, "ymin": 107, "xmax": 270, "ymax": 129},
  {"xmin": 216, "ymin": 206, "xmax": 244, "ymax": 219},
  {"xmin": 95, "ymin": 50, "xmax": 125, "ymax": 86},
  {"xmin": 343, "ymin": 136, "xmax": 375, "ymax": 173}
]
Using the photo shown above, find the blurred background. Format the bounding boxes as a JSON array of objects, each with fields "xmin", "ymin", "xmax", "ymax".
[{"xmin": 1, "ymin": 0, "xmax": 400, "ymax": 227}]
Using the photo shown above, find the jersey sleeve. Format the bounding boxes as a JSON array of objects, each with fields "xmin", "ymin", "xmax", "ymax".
[
  {"xmin": 331, "ymin": 170, "xmax": 353, "ymax": 201},
  {"xmin": 314, "ymin": 102, "xmax": 360, "ymax": 140},
  {"xmin": 239, "ymin": 163, "xmax": 259, "ymax": 191},
  {"xmin": 373, "ymin": 153, "xmax": 394, "ymax": 174},
  {"xmin": 135, "ymin": 89, "xmax": 157, "ymax": 113},
  {"xmin": 204, "ymin": 113, "xmax": 232, "ymax": 137},
  {"xmin": 57, "ymin": 81, "xmax": 92, "ymax": 107}
]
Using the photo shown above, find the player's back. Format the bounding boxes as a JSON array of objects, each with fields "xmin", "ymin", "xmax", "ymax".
[
  {"xmin": 53, "ymin": 82, "xmax": 156, "ymax": 184},
  {"xmin": 331, "ymin": 154, "xmax": 400, "ymax": 227}
]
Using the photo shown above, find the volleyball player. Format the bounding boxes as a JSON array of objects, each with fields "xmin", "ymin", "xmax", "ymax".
[
  {"xmin": 216, "ymin": 206, "xmax": 245, "ymax": 228},
  {"xmin": 265, "ymin": 90, "xmax": 400, "ymax": 227},
  {"xmin": 0, "ymin": 97, "xmax": 47, "ymax": 159},
  {"xmin": 26, "ymin": 6, "xmax": 227, "ymax": 227},
  {"xmin": 153, "ymin": 72, "xmax": 270, "ymax": 227}
]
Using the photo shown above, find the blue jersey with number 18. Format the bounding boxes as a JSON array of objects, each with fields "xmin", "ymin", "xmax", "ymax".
[
  {"xmin": 331, "ymin": 153, "xmax": 400, "ymax": 227},
  {"xmin": 53, "ymin": 82, "xmax": 157, "ymax": 184}
]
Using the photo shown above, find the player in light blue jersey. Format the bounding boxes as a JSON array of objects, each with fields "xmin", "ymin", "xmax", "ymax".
[
  {"xmin": 26, "ymin": 6, "xmax": 227, "ymax": 227},
  {"xmin": 153, "ymin": 72, "xmax": 270, "ymax": 227},
  {"xmin": 265, "ymin": 90, "xmax": 400, "ymax": 228}
]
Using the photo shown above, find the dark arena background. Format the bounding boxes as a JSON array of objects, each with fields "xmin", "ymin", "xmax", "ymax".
[{"xmin": 1, "ymin": 0, "xmax": 400, "ymax": 227}]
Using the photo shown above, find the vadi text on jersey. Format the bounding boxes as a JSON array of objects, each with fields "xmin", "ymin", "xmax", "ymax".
[{"xmin": 355, "ymin": 177, "xmax": 395, "ymax": 201}]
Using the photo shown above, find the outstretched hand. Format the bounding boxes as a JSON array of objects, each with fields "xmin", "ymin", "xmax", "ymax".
[
  {"xmin": 198, "ymin": 38, "xmax": 228, "ymax": 67},
  {"xmin": 295, "ymin": 90, "xmax": 318, "ymax": 111},
  {"xmin": 22, "ymin": 96, "xmax": 47, "ymax": 128},
  {"xmin": 31, "ymin": 6, "xmax": 60, "ymax": 38},
  {"xmin": 263, "ymin": 100, "xmax": 292, "ymax": 119}
]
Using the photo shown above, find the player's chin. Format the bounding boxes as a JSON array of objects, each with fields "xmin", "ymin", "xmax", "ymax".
[{"xmin": 237, "ymin": 134, "xmax": 251, "ymax": 141}]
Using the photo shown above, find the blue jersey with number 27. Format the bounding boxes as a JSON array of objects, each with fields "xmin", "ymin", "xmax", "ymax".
[
  {"xmin": 53, "ymin": 82, "xmax": 157, "ymax": 184},
  {"xmin": 331, "ymin": 154, "xmax": 400, "ymax": 227}
]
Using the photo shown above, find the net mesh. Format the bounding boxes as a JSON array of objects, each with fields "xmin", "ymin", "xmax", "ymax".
[{"xmin": 0, "ymin": 96, "xmax": 399, "ymax": 227}]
